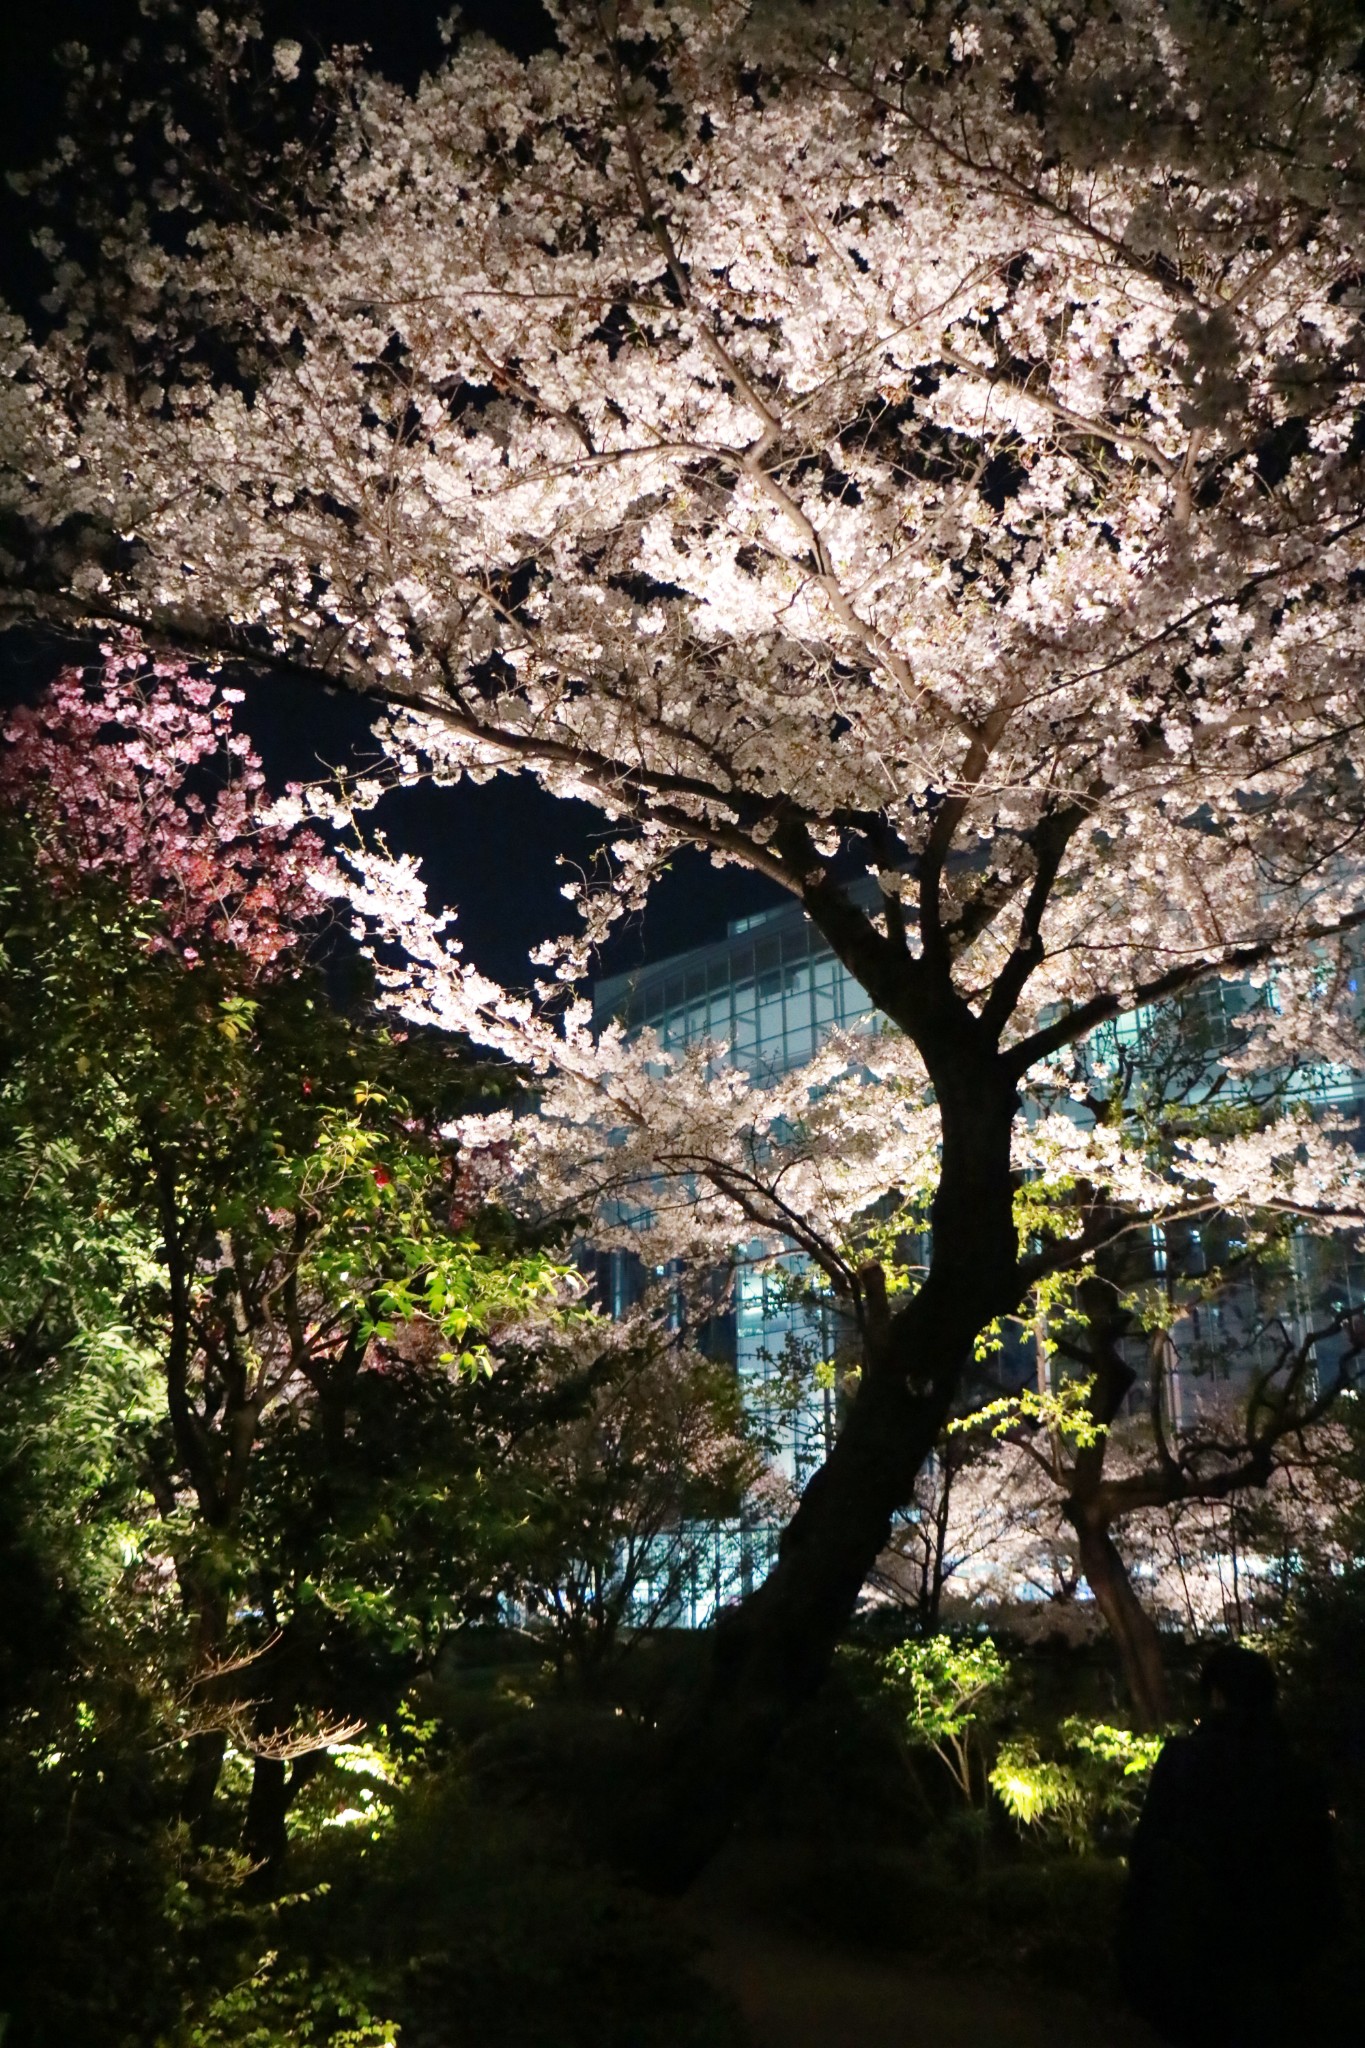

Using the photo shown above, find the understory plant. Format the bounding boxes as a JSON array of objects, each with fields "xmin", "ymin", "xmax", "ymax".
[
  {"xmin": 881, "ymin": 1632, "xmax": 1013, "ymax": 1806},
  {"xmin": 990, "ymin": 1719, "xmax": 1164, "ymax": 1853}
]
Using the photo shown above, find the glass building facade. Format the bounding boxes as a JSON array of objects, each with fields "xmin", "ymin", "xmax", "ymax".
[
  {"xmin": 592, "ymin": 895, "xmax": 884, "ymax": 1618},
  {"xmin": 595, "ymin": 892, "xmax": 880, "ymax": 1074},
  {"xmin": 594, "ymin": 893, "xmax": 880, "ymax": 1496}
]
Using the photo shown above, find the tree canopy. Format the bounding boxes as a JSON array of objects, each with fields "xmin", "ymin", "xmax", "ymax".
[
  {"xmin": 5, "ymin": 0, "xmax": 1365, "ymax": 1853},
  {"xmin": 5, "ymin": 2, "xmax": 1365, "ymax": 1020}
]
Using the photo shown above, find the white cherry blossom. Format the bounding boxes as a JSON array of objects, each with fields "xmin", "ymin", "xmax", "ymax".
[{"xmin": 5, "ymin": 0, "xmax": 1365, "ymax": 1751}]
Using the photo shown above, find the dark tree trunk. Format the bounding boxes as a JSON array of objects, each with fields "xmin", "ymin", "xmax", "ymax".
[
  {"xmin": 244, "ymin": 1756, "xmax": 290, "ymax": 1880},
  {"xmin": 633, "ymin": 1360, "xmax": 956, "ymax": 1886},
  {"xmin": 243, "ymin": 1750, "xmax": 326, "ymax": 1891},
  {"xmin": 637, "ymin": 1040, "xmax": 1023, "ymax": 1888},
  {"xmin": 1063, "ymin": 1275, "xmax": 1171, "ymax": 1726},
  {"xmin": 1070, "ymin": 1511, "xmax": 1171, "ymax": 1727},
  {"xmin": 182, "ymin": 1728, "xmax": 228, "ymax": 1841},
  {"xmin": 239, "ymin": 1623, "xmax": 327, "ymax": 1887},
  {"xmin": 178, "ymin": 1575, "xmax": 231, "ymax": 1839},
  {"xmin": 924, "ymin": 1457, "xmax": 954, "ymax": 1629}
]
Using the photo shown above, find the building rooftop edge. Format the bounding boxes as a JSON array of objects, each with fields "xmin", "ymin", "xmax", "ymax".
[{"xmin": 592, "ymin": 876, "xmax": 888, "ymax": 1018}]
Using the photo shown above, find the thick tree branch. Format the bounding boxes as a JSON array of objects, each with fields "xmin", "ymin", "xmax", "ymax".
[
  {"xmin": 1005, "ymin": 904, "xmax": 1365, "ymax": 1076},
  {"xmin": 981, "ymin": 798, "xmax": 1091, "ymax": 1036}
]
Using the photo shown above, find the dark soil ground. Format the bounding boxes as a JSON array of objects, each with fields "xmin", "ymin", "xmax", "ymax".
[
  {"xmin": 675, "ymin": 1841, "xmax": 1166, "ymax": 2048},
  {"xmin": 681, "ymin": 1907, "xmax": 1164, "ymax": 2048}
]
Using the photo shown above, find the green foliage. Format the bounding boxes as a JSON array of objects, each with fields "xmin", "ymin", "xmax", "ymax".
[
  {"xmin": 501, "ymin": 1329, "xmax": 767, "ymax": 1682},
  {"xmin": 990, "ymin": 1718, "xmax": 1164, "ymax": 1852},
  {"xmin": 0, "ymin": 790, "xmax": 574, "ymax": 1729},
  {"xmin": 0, "ymin": 792, "xmax": 595, "ymax": 2041},
  {"xmin": 160, "ymin": 1709, "xmax": 743, "ymax": 2048},
  {"xmin": 838, "ymin": 1190, "xmax": 929, "ymax": 1300},
  {"xmin": 872, "ymin": 1626, "xmax": 1168, "ymax": 1869},
  {"xmin": 0, "ymin": 1683, "xmax": 186, "ymax": 2047},
  {"xmin": 692, "ymin": 1645, "xmax": 1147, "ymax": 2003},
  {"xmin": 284, "ymin": 1081, "xmax": 563, "ymax": 1361},
  {"xmin": 173, "ymin": 1954, "xmax": 400, "ymax": 2048},
  {"xmin": 882, "ymin": 1633, "xmax": 1013, "ymax": 1803},
  {"xmin": 884, "ymin": 1633, "xmax": 1012, "ymax": 1744},
  {"xmin": 0, "ymin": 688, "xmax": 761, "ymax": 2044},
  {"xmin": 952, "ymin": 1375, "xmax": 1109, "ymax": 1450},
  {"xmin": 345, "ymin": 1760, "xmax": 744, "ymax": 2048}
]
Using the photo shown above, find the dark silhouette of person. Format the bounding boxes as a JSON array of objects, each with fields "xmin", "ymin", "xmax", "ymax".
[{"xmin": 1118, "ymin": 1644, "xmax": 1342, "ymax": 2046}]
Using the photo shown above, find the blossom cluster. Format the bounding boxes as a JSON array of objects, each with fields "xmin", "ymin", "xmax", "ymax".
[{"xmin": 0, "ymin": 638, "xmax": 338, "ymax": 970}]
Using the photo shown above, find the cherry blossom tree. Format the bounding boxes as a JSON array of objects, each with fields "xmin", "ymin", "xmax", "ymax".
[
  {"xmin": 954, "ymin": 1288, "xmax": 1364, "ymax": 1723},
  {"xmin": 1134, "ymin": 1422, "xmax": 1363, "ymax": 1637},
  {"xmin": 864, "ymin": 1013, "xmax": 1365, "ymax": 1725},
  {"xmin": 869, "ymin": 1403, "xmax": 1365, "ymax": 1709},
  {"xmin": 866, "ymin": 1429, "xmax": 1073, "ymax": 1630},
  {"xmin": 1019, "ymin": 1265, "xmax": 1364, "ymax": 1722},
  {"xmin": 0, "ymin": 633, "xmax": 333, "ymax": 969},
  {"xmin": 933, "ymin": 998, "xmax": 1365, "ymax": 1723},
  {"xmin": 6, "ymin": 0, "xmax": 1365, "ymax": 1862}
]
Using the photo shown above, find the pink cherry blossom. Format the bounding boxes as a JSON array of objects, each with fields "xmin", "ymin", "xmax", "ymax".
[{"xmin": 0, "ymin": 635, "xmax": 339, "ymax": 971}]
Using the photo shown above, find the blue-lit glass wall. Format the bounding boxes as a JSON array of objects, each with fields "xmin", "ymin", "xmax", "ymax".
[
  {"xmin": 595, "ymin": 897, "xmax": 882, "ymax": 1497},
  {"xmin": 596, "ymin": 897, "xmax": 877, "ymax": 1071}
]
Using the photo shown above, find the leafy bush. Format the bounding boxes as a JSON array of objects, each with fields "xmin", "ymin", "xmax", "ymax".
[
  {"xmin": 172, "ymin": 1954, "xmax": 399, "ymax": 2048},
  {"xmin": 298, "ymin": 1760, "xmax": 742, "ymax": 2048},
  {"xmin": 881, "ymin": 1632, "xmax": 1013, "ymax": 1803},
  {"xmin": 990, "ymin": 1718, "xmax": 1163, "ymax": 1852},
  {"xmin": 0, "ymin": 1703, "xmax": 185, "ymax": 2047}
]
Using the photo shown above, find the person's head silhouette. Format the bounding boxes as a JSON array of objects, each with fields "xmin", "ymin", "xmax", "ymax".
[{"xmin": 1198, "ymin": 1643, "xmax": 1277, "ymax": 1727}]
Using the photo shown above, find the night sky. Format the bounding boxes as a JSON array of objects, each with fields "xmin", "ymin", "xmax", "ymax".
[{"xmin": 0, "ymin": 0, "xmax": 788, "ymax": 989}]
